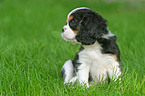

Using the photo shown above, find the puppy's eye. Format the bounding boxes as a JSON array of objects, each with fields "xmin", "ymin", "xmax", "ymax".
[{"xmin": 69, "ymin": 20, "xmax": 76, "ymax": 26}]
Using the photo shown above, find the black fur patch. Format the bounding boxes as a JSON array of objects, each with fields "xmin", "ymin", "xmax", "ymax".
[
  {"xmin": 70, "ymin": 9, "xmax": 108, "ymax": 45},
  {"xmin": 72, "ymin": 46, "xmax": 84, "ymax": 72},
  {"xmin": 97, "ymin": 36, "xmax": 120, "ymax": 61},
  {"xmin": 69, "ymin": 17, "xmax": 80, "ymax": 31}
]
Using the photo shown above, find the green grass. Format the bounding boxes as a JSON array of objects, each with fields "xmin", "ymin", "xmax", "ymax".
[{"xmin": 0, "ymin": 0, "xmax": 145, "ymax": 95}]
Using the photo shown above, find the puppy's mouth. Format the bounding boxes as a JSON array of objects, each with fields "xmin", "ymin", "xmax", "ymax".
[
  {"xmin": 61, "ymin": 33, "xmax": 80, "ymax": 44},
  {"xmin": 61, "ymin": 33, "xmax": 75, "ymax": 41}
]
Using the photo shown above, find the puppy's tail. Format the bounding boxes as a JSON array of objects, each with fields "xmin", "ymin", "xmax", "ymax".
[{"xmin": 60, "ymin": 60, "xmax": 74, "ymax": 83}]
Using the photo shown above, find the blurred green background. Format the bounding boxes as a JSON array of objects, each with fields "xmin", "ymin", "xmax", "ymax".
[{"xmin": 0, "ymin": 0, "xmax": 145, "ymax": 95}]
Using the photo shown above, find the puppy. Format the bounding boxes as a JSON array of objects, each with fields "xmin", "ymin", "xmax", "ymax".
[{"xmin": 61, "ymin": 7, "xmax": 121, "ymax": 87}]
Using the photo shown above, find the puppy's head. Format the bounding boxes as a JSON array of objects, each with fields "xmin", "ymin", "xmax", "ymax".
[{"xmin": 61, "ymin": 7, "xmax": 108, "ymax": 45}]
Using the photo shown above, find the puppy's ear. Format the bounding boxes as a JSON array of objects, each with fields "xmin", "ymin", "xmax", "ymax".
[{"xmin": 75, "ymin": 12, "xmax": 108, "ymax": 45}]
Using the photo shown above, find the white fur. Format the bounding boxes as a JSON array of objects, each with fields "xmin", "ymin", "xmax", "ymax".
[
  {"xmin": 76, "ymin": 42, "xmax": 121, "ymax": 86},
  {"xmin": 62, "ymin": 60, "xmax": 74, "ymax": 84},
  {"xmin": 62, "ymin": 25, "xmax": 76, "ymax": 40},
  {"xmin": 63, "ymin": 42, "xmax": 121, "ymax": 87},
  {"xmin": 61, "ymin": 24, "xmax": 80, "ymax": 45},
  {"xmin": 67, "ymin": 7, "xmax": 89, "ymax": 21}
]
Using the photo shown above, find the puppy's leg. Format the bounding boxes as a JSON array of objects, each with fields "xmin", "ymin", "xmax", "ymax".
[
  {"xmin": 108, "ymin": 62, "xmax": 121, "ymax": 82},
  {"xmin": 77, "ymin": 64, "xmax": 90, "ymax": 87},
  {"xmin": 69, "ymin": 76, "xmax": 78, "ymax": 84},
  {"xmin": 61, "ymin": 60, "xmax": 74, "ymax": 84}
]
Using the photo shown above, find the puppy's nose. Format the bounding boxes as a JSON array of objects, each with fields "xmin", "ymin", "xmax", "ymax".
[{"xmin": 62, "ymin": 28, "xmax": 65, "ymax": 32}]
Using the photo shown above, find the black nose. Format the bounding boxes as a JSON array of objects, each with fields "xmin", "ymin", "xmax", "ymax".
[{"xmin": 62, "ymin": 28, "xmax": 64, "ymax": 32}]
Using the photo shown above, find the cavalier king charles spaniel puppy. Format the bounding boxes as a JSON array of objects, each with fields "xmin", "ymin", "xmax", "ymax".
[{"xmin": 61, "ymin": 7, "xmax": 121, "ymax": 87}]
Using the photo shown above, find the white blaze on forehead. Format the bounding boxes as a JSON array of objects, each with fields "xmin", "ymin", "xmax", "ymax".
[{"xmin": 67, "ymin": 7, "xmax": 90, "ymax": 21}]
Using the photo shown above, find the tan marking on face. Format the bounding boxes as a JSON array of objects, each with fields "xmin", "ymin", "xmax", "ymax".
[
  {"xmin": 66, "ymin": 15, "xmax": 74, "ymax": 23},
  {"xmin": 68, "ymin": 15, "xmax": 74, "ymax": 22},
  {"xmin": 67, "ymin": 15, "xmax": 80, "ymax": 35},
  {"xmin": 71, "ymin": 24, "xmax": 80, "ymax": 35},
  {"xmin": 109, "ymin": 54, "xmax": 118, "ymax": 61},
  {"xmin": 71, "ymin": 28, "xmax": 78, "ymax": 35}
]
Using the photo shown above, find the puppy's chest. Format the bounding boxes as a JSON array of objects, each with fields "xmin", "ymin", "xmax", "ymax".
[
  {"xmin": 79, "ymin": 48, "xmax": 103, "ymax": 65},
  {"xmin": 79, "ymin": 49, "xmax": 101, "ymax": 61},
  {"xmin": 78, "ymin": 46, "xmax": 113, "ymax": 70},
  {"xmin": 78, "ymin": 49, "xmax": 112, "ymax": 80}
]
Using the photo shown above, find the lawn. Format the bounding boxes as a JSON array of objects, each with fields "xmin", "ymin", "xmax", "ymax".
[{"xmin": 0, "ymin": 0, "xmax": 145, "ymax": 95}]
